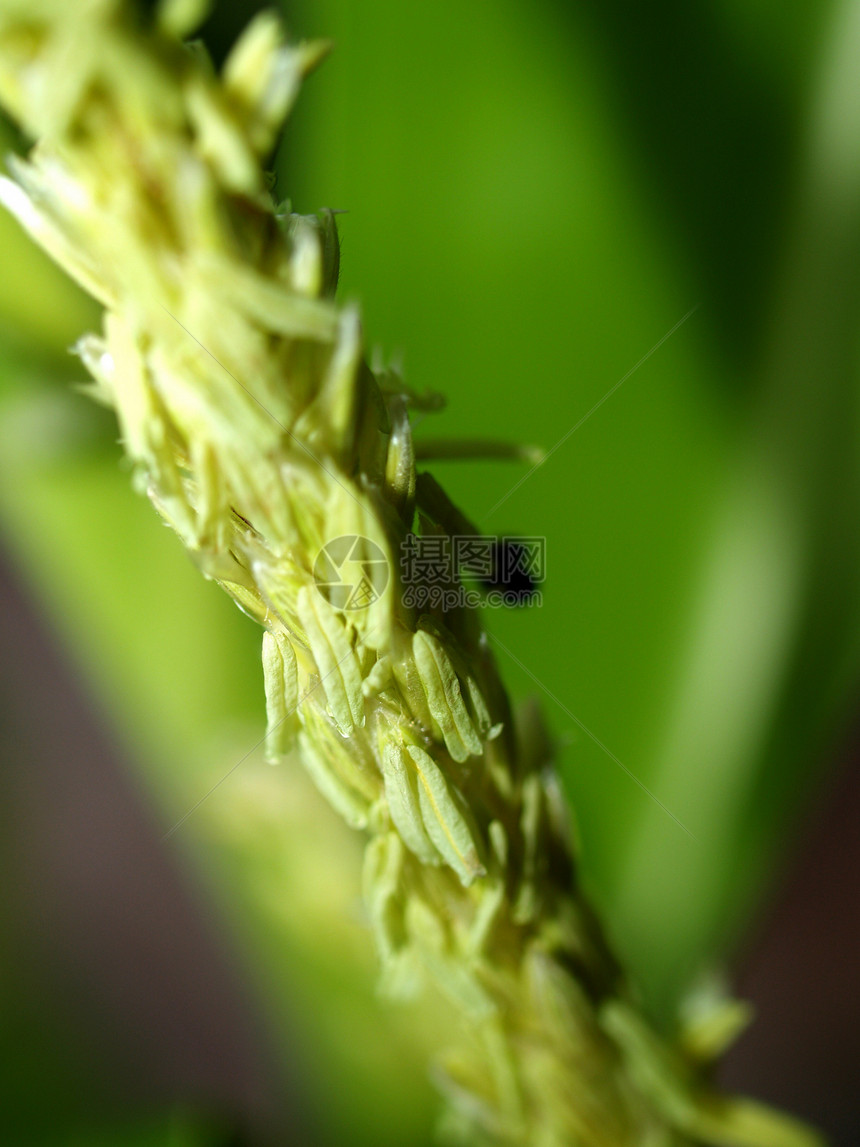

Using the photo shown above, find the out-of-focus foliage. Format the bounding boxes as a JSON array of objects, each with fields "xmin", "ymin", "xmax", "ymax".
[{"xmin": 0, "ymin": 0, "xmax": 857, "ymax": 1144}]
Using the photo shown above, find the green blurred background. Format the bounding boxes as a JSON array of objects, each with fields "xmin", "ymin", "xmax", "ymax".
[{"xmin": 1, "ymin": 0, "xmax": 859, "ymax": 1144}]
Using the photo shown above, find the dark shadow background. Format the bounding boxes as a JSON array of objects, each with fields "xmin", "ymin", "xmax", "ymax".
[{"xmin": 0, "ymin": 549, "xmax": 308, "ymax": 1146}]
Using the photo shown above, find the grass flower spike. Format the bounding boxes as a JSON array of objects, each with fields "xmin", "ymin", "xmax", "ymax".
[{"xmin": 0, "ymin": 2, "xmax": 827, "ymax": 1144}]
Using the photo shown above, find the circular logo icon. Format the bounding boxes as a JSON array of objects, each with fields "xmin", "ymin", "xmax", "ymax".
[{"xmin": 313, "ymin": 535, "xmax": 390, "ymax": 611}]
